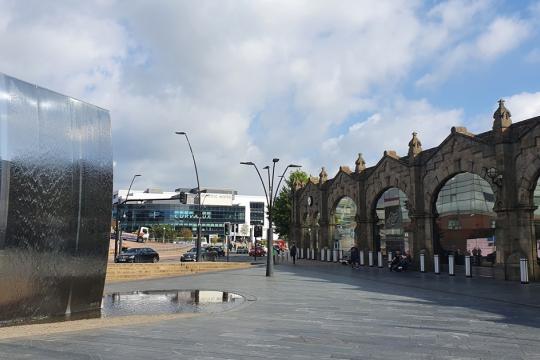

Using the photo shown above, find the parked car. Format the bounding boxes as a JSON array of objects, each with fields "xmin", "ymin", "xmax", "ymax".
[
  {"xmin": 249, "ymin": 247, "xmax": 266, "ymax": 257},
  {"xmin": 207, "ymin": 246, "xmax": 225, "ymax": 257},
  {"xmin": 236, "ymin": 247, "xmax": 248, "ymax": 254},
  {"xmin": 116, "ymin": 248, "xmax": 159, "ymax": 263},
  {"xmin": 180, "ymin": 247, "xmax": 206, "ymax": 262}
]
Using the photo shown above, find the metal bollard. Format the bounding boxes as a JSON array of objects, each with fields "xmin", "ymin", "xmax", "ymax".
[
  {"xmin": 368, "ymin": 251, "xmax": 374, "ymax": 267},
  {"xmin": 520, "ymin": 258, "xmax": 529, "ymax": 284},
  {"xmin": 420, "ymin": 253, "xmax": 425, "ymax": 273},
  {"xmin": 359, "ymin": 250, "xmax": 365, "ymax": 266},
  {"xmin": 326, "ymin": 249, "xmax": 330, "ymax": 262},
  {"xmin": 300, "ymin": 248, "xmax": 304, "ymax": 259},
  {"xmin": 465, "ymin": 255, "xmax": 472, "ymax": 277},
  {"xmin": 308, "ymin": 248, "xmax": 312, "ymax": 260},
  {"xmin": 333, "ymin": 249, "xmax": 338, "ymax": 262},
  {"xmin": 340, "ymin": 249, "xmax": 344, "ymax": 261},
  {"xmin": 448, "ymin": 254, "xmax": 455, "ymax": 276},
  {"xmin": 377, "ymin": 251, "xmax": 383, "ymax": 268},
  {"xmin": 321, "ymin": 249, "xmax": 324, "ymax": 261},
  {"xmin": 387, "ymin": 251, "xmax": 392, "ymax": 269},
  {"xmin": 434, "ymin": 254, "xmax": 440, "ymax": 275}
]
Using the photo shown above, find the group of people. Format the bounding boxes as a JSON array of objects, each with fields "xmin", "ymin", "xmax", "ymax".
[{"xmin": 348, "ymin": 247, "xmax": 411, "ymax": 272}]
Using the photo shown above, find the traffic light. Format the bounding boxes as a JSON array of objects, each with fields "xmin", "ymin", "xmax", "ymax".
[
  {"xmin": 254, "ymin": 225, "xmax": 262, "ymax": 237},
  {"xmin": 224, "ymin": 222, "xmax": 231, "ymax": 236},
  {"xmin": 179, "ymin": 192, "xmax": 187, "ymax": 204}
]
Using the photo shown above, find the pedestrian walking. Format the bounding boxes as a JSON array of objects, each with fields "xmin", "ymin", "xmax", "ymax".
[{"xmin": 290, "ymin": 243, "xmax": 297, "ymax": 264}]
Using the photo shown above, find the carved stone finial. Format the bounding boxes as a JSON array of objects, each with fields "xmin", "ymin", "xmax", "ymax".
[
  {"xmin": 355, "ymin": 153, "xmax": 366, "ymax": 173},
  {"xmin": 493, "ymin": 99, "xmax": 512, "ymax": 131},
  {"xmin": 319, "ymin": 167, "xmax": 328, "ymax": 184},
  {"xmin": 408, "ymin": 132, "xmax": 422, "ymax": 158}
]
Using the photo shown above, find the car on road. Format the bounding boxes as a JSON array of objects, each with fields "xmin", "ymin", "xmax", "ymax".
[
  {"xmin": 180, "ymin": 247, "xmax": 207, "ymax": 262},
  {"xmin": 116, "ymin": 248, "xmax": 159, "ymax": 263},
  {"xmin": 236, "ymin": 247, "xmax": 248, "ymax": 254},
  {"xmin": 207, "ymin": 246, "xmax": 225, "ymax": 257},
  {"xmin": 249, "ymin": 247, "xmax": 266, "ymax": 257}
]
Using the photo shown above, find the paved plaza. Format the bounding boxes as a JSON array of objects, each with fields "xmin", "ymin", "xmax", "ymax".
[{"xmin": 1, "ymin": 260, "xmax": 540, "ymax": 359}]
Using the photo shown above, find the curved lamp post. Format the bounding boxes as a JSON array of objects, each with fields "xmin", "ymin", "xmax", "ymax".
[
  {"xmin": 175, "ymin": 131, "xmax": 203, "ymax": 262},
  {"xmin": 115, "ymin": 174, "xmax": 141, "ymax": 258},
  {"xmin": 241, "ymin": 160, "xmax": 301, "ymax": 276}
]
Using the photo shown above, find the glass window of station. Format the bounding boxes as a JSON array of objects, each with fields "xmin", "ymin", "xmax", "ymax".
[
  {"xmin": 118, "ymin": 202, "xmax": 245, "ymax": 237},
  {"xmin": 434, "ymin": 172, "xmax": 496, "ymax": 266}
]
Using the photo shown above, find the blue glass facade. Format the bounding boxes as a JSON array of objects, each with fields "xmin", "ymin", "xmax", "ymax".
[{"xmin": 118, "ymin": 201, "xmax": 245, "ymax": 237}]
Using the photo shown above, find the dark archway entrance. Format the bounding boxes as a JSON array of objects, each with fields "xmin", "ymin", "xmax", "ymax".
[
  {"xmin": 373, "ymin": 188, "xmax": 411, "ymax": 256},
  {"xmin": 332, "ymin": 197, "xmax": 357, "ymax": 251}
]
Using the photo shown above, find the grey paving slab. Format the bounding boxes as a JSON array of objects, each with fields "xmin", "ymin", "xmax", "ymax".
[{"xmin": 1, "ymin": 261, "xmax": 540, "ymax": 359}]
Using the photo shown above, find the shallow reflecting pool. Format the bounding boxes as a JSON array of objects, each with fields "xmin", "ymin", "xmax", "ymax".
[
  {"xmin": 0, "ymin": 290, "xmax": 245, "ymax": 327},
  {"xmin": 102, "ymin": 290, "xmax": 245, "ymax": 317}
]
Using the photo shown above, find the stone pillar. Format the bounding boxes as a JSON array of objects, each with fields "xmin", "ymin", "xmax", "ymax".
[{"xmin": 495, "ymin": 206, "xmax": 538, "ymax": 281}]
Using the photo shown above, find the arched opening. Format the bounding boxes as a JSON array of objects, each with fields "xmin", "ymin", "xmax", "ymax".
[
  {"xmin": 311, "ymin": 212, "xmax": 320, "ymax": 252},
  {"xmin": 332, "ymin": 197, "xmax": 357, "ymax": 251},
  {"xmin": 433, "ymin": 172, "xmax": 496, "ymax": 269},
  {"xmin": 301, "ymin": 213, "xmax": 310, "ymax": 251},
  {"xmin": 373, "ymin": 188, "xmax": 411, "ymax": 256},
  {"xmin": 533, "ymin": 179, "xmax": 540, "ymax": 265}
]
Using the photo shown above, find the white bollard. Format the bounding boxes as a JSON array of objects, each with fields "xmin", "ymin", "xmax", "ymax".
[
  {"xmin": 520, "ymin": 258, "xmax": 529, "ymax": 284},
  {"xmin": 359, "ymin": 250, "xmax": 365, "ymax": 266},
  {"xmin": 368, "ymin": 251, "xmax": 374, "ymax": 267},
  {"xmin": 377, "ymin": 251, "xmax": 383, "ymax": 268},
  {"xmin": 387, "ymin": 251, "xmax": 393, "ymax": 269},
  {"xmin": 420, "ymin": 253, "xmax": 425, "ymax": 273},
  {"xmin": 300, "ymin": 248, "xmax": 304, "ymax": 259},
  {"xmin": 434, "ymin": 254, "xmax": 440, "ymax": 275},
  {"xmin": 321, "ymin": 249, "xmax": 324, "ymax": 261},
  {"xmin": 340, "ymin": 249, "xmax": 344, "ymax": 261},
  {"xmin": 465, "ymin": 255, "xmax": 472, "ymax": 277},
  {"xmin": 448, "ymin": 254, "xmax": 455, "ymax": 276},
  {"xmin": 333, "ymin": 249, "xmax": 338, "ymax": 263},
  {"xmin": 327, "ymin": 249, "xmax": 331, "ymax": 262}
]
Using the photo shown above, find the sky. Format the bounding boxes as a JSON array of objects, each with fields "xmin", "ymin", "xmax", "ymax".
[{"xmin": 1, "ymin": 0, "xmax": 539, "ymax": 197}]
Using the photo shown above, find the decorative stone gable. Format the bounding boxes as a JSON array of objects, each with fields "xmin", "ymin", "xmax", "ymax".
[
  {"xmin": 493, "ymin": 99, "xmax": 512, "ymax": 131},
  {"xmin": 355, "ymin": 153, "xmax": 366, "ymax": 173},
  {"xmin": 408, "ymin": 132, "xmax": 422, "ymax": 158},
  {"xmin": 319, "ymin": 167, "xmax": 328, "ymax": 184}
]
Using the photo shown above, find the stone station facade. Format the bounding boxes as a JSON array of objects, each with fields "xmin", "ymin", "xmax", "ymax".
[{"xmin": 292, "ymin": 100, "xmax": 540, "ymax": 281}]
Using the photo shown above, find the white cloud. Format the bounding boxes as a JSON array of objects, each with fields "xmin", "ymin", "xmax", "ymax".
[
  {"xmin": 317, "ymin": 99, "xmax": 464, "ymax": 175},
  {"xmin": 506, "ymin": 92, "xmax": 540, "ymax": 121},
  {"xmin": 0, "ymin": 0, "xmax": 537, "ymax": 195}
]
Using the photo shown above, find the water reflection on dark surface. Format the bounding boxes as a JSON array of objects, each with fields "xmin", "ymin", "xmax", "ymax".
[
  {"xmin": 102, "ymin": 290, "xmax": 244, "ymax": 317},
  {"xmin": 0, "ymin": 290, "xmax": 244, "ymax": 327}
]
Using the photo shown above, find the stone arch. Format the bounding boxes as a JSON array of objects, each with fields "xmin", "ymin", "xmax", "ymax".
[
  {"xmin": 430, "ymin": 171, "xmax": 498, "ymax": 273},
  {"xmin": 370, "ymin": 186, "xmax": 412, "ymax": 254},
  {"xmin": 423, "ymin": 134, "xmax": 498, "ymax": 212},
  {"xmin": 517, "ymin": 155, "xmax": 540, "ymax": 207},
  {"xmin": 329, "ymin": 195, "xmax": 358, "ymax": 251},
  {"xmin": 365, "ymin": 162, "xmax": 415, "ymax": 220}
]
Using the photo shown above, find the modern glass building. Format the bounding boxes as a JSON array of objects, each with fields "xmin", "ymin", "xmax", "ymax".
[{"xmin": 113, "ymin": 188, "xmax": 270, "ymax": 240}]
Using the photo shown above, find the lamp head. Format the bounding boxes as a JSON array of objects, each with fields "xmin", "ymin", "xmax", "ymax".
[
  {"xmin": 288, "ymin": 164, "xmax": 301, "ymax": 168},
  {"xmin": 134, "ymin": 174, "xmax": 142, "ymax": 177},
  {"xmin": 175, "ymin": 131, "xmax": 186, "ymax": 135},
  {"xmin": 263, "ymin": 166, "xmax": 269, "ymax": 170},
  {"xmin": 272, "ymin": 158, "xmax": 280, "ymax": 163},
  {"xmin": 240, "ymin": 161, "xmax": 254, "ymax": 166}
]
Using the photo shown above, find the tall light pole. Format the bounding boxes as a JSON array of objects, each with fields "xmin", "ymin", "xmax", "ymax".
[
  {"xmin": 116, "ymin": 174, "xmax": 141, "ymax": 258},
  {"xmin": 241, "ymin": 160, "xmax": 301, "ymax": 276},
  {"xmin": 175, "ymin": 131, "xmax": 203, "ymax": 262}
]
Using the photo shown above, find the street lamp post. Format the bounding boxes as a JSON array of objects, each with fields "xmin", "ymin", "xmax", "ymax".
[
  {"xmin": 241, "ymin": 160, "xmax": 301, "ymax": 277},
  {"xmin": 115, "ymin": 174, "xmax": 141, "ymax": 258},
  {"xmin": 175, "ymin": 131, "xmax": 203, "ymax": 262}
]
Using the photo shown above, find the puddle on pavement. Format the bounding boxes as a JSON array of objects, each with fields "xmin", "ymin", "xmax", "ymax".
[{"xmin": 0, "ymin": 290, "xmax": 245, "ymax": 327}]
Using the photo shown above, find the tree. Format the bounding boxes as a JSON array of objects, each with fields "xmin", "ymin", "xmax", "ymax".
[
  {"xmin": 271, "ymin": 170, "xmax": 308, "ymax": 238},
  {"xmin": 179, "ymin": 228, "xmax": 193, "ymax": 239}
]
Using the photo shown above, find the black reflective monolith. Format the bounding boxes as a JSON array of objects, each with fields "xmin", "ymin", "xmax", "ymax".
[{"xmin": 0, "ymin": 73, "xmax": 112, "ymax": 325}]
